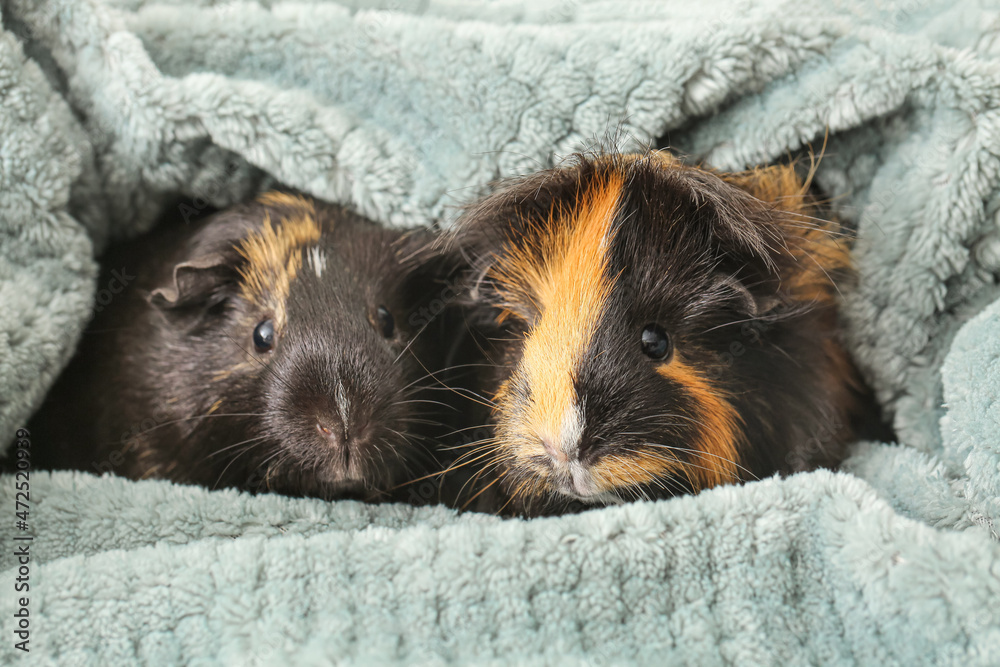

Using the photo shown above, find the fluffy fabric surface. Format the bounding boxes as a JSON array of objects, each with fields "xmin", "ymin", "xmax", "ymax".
[{"xmin": 1, "ymin": 0, "xmax": 999, "ymax": 664}]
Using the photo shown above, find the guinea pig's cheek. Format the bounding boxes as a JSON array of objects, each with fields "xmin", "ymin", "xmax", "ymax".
[
  {"xmin": 491, "ymin": 376, "xmax": 542, "ymax": 464},
  {"xmin": 589, "ymin": 452, "xmax": 684, "ymax": 496},
  {"xmin": 653, "ymin": 355, "xmax": 744, "ymax": 490}
]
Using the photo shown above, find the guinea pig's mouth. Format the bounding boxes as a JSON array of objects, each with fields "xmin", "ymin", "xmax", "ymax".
[
  {"xmin": 322, "ymin": 478, "xmax": 377, "ymax": 501},
  {"xmin": 545, "ymin": 460, "xmax": 624, "ymax": 506}
]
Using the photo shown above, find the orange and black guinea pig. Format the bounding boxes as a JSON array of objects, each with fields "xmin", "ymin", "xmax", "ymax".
[
  {"xmin": 28, "ymin": 192, "xmax": 450, "ymax": 502},
  {"xmin": 445, "ymin": 151, "xmax": 877, "ymax": 516}
]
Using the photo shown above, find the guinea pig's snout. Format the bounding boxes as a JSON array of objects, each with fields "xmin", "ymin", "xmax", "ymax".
[
  {"xmin": 529, "ymin": 403, "xmax": 584, "ymax": 466},
  {"xmin": 315, "ymin": 415, "xmax": 347, "ymax": 444},
  {"xmin": 509, "ymin": 397, "xmax": 610, "ymax": 499},
  {"xmin": 535, "ymin": 428, "xmax": 604, "ymax": 499},
  {"xmin": 313, "ymin": 380, "xmax": 361, "ymax": 448},
  {"xmin": 539, "ymin": 435, "xmax": 569, "ymax": 464}
]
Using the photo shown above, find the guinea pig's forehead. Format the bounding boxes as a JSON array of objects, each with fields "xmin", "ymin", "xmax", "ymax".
[
  {"xmin": 294, "ymin": 245, "xmax": 383, "ymax": 299},
  {"xmin": 282, "ymin": 274, "xmax": 369, "ymax": 336},
  {"xmin": 321, "ymin": 225, "xmax": 404, "ymax": 268}
]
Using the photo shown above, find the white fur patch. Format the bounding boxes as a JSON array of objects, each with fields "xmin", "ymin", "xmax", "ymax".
[
  {"xmin": 558, "ymin": 402, "xmax": 584, "ymax": 460},
  {"xmin": 335, "ymin": 379, "xmax": 351, "ymax": 435},
  {"xmin": 307, "ymin": 246, "xmax": 326, "ymax": 278}
]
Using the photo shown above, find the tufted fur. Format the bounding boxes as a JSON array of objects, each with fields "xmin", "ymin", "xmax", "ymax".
[{"xmin": 446, "ymin": 152, "xmax": 873, "ymax": 516}]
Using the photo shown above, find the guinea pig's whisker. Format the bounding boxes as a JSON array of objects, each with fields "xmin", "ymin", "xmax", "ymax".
[
  {"xmin": 212, "ymin": 441, "xmax": 270, "ymax": 491},
  {"xmin": 496, "ymin": 476, "xmax": 535, "ymax": 516},
  {"xmin": 638, "ymin": 470, "xmax": 686, "ymax": 498},
  {"xmin": 405, "ymin": 353, "xmax": 500, "ymax": 410},
  {"xmin": 389, "ymin": 469, "xmax": 446, "ymax": 490},
  {"xmin": 605, "ymin": 455, "xmax": 650, "ymax": 502},
  {"xmin": 399, "ymin": 363, "xmax": 494, "ymax": 392},
  {"xmin": 437, "ymin": 422, "xmax": 496, "ymax": 439},
  {"xmin": 394, "ymin": 314, "xmax": 439, "ymax": 365},
  {"xmin": 383, "ymin": 428, "xmax": 410, "ymax": 452},
  {"xmin": 699, "ymin": 316, "xmax": 764, "ymax": 335},
  {"xmin": 389, "ymin": 447, "xmax": 489, "ymax": 491},
  {"xmin": 432, "ymin": 450, "xmax": 499, "ymax": 485},
  {"xmin": 437, "ymin": 435, "xmax": 498, "ymax": 452},
  {"xmin": 484, "ymin": 334, "xmax": 526, "ymax": 344},
  {"xmin": 638, "ymin": 444, "xmax": 757, "ymax": 483},
  {"xmin": 381, "ymin": 440, "xmax": 451, "ymax": 490},
  {"xmin": 399, "ymin": 436, "xmax": 436, "ymax": 470},
  {"xmin": 629, "ymin": 411, "xmax": 692, "ymax": 424},
  {"xmin": 414, "ymin": 382, "xmax": 498, "ymax": 409},
  {"xmin": 92, "ymin": 413, "xmax": 263, "ymax": 455},
  {"xmin": 460, "ymin": 475, "xmax": 502, "ymax": 512},
  {"xmin": 396, "ymin": 439, "xmax": 439, "ymax": 470},
  {"xmin": 205, "ymin": 435, "xmax": 268, "ymax": 460},
  {"xmin": 391, "ymin": 398, "xmax": 456, "ymax": 411},
  {"xmin": 448, "ymin": 446, "xmax": 501, "ymax": 473},
  {"xmin": 363, "ymin": 487, "xmax": 392, "ymax": 501},
  {"xmin": 375, "ymin": 432, "xmax": 417, "ymax": 478},
  {"xmin": 495, "ymin": 492, "xmax": 518, "ymax": 517},
  {"xmin": 133, "ymin": 412, "xmax": 266, "ymax": 438},
  {"xmin": 394, "ymin": 417, "xmax": 445, "ymax": 428},
  {"xmin": 259, "ymin": 450, "xmax": 295, "ymax": 491},
  {"xmin": 398, "ymin": 433, "xmax": 438, "ymax": 464},
  {"xmin": 455, "ymin": 452, "xmax": 508, "ymax": 502},
  {"xmin": 766, "ymin": 340, "xmax": 800, "ymax": 367},
  {"xmin": 466, "ymin": 451, "xmax": 511, "ymax": 488},
  {"xmin": 419, "ymin": 385, "xmax": 499, "ymax": 409},
  {"xmin": 451, "ymin": 387, "xmax": 498, "ymax": 409},
  {"xmin": 257, "ymin": 448, "xmax": 287, "ymax": 472},
  {"xmin": 621, "ymin": 455, "xmax": 691, "ymax": 498},
  {"xmin": 653, "ymin": 412, "xmax": 715, "ymax": 432},
  {"xmin": 795, "ymin": 245, "xmax": 845, "ymax": 300},
  {"xmin": 638, "ymin": 452, "xmax": 704, "ymax": 492},
  {"xmin": 650, "ymin": 444, "xmax": 759, "ymax": 481}
]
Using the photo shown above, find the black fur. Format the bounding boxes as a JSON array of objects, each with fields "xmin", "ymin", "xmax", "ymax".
[{"xmin": 28, "ymin": 196, "xmax": 449, "ymax": 501}]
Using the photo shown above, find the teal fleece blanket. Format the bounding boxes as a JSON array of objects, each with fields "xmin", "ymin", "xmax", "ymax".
[{"xmin": 2, "ymin": 0, "xmax": 1000, "ymax": 664}]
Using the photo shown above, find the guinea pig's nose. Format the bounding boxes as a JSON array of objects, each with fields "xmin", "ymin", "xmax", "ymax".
[
  {"xmin": 316, "ymin": 417, "xmax": 348, "ymax": 444},
  {"xmin": 314, "ymin": 381, "xmax": 354, "ymax": 445},
  {"xmin": 540, "ymin": 435, "xmax": 569, "ymax": 464}
]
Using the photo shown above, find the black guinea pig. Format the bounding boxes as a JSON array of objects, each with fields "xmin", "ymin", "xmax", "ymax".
[
  {"xmin": 444, "ymin": 151, "xmax": 883, "ymax": 517},
  {"xmin": 28, "ymin": 192, "xmax": 450, "ymax": 501}
]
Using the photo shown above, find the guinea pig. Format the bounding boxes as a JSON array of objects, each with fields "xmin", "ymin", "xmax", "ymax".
[
  {"xmin": 445, "ymin": 151, "xmax": 879, "ymax": 516},
  {"xmin": 28, "ymin": 192, "xmax": 450, "ymax": 501}
]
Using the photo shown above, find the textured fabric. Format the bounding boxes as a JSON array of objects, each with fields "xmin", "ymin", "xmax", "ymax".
[{"xmin": 1, "ymin": 0, "xmax": 999, "ymax": 664}]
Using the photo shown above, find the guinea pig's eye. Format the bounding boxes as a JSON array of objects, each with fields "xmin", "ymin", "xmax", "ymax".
[
  {"xmin": 253, "ymin": 319, "xmax": 276, "ymax": 353},
  {"xmin": 375, "ymin": 305, "xmax": 395, "ymax": 339},
  {"xmin": 640, "ymin": 323, "xmax": 672, "ymax": 361}
]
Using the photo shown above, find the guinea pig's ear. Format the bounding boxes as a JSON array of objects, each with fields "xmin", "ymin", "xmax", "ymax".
[
  {"xmin": 148, "ymin": 209, "xmax": 257, "ymax": 315},
  {"xmin": 400, "ymin": 226, "xmax": 474, "ymax": 297},
  {"xmin": 715, "ymin": 163, "xmax": 810, "ymax": 215},
  {"xmin": 711, "ymin": 272, "xmax": 781, "ymax": 317},
  {"xmin": 435, "ymin": 217, "xmax": 506, "ymax": 308},
  {"xmin": 148, "ymin": 253, "xmax": 236, "ymax": 312}
]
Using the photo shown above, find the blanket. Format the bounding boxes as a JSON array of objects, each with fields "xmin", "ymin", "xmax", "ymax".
[{"xmin": 2, "ymin": 0, "xmax": 999, "ymax": 664}]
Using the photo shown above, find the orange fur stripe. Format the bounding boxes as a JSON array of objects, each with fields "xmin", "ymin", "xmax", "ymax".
[
  {"xmin": 256, "ymin": 191, "xmax": 316, "ymax": 210},
  {"xmin": 587, "ymin": 355, "xmax": 743, "ymax": 495},
  {"xmin": 653, "ymin": 356, "xmax": 743, "ymax": 490},
  {"xmin": 492, "ymin": 171, "xmax": 624, "ymax": 452},
  {"xmin": 237, "ymin": 196, "xmax": 322, "ymax": 328},
  {"xmin": 719, "ymin": 163, "xmax": 851, "ymax": 306}
]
